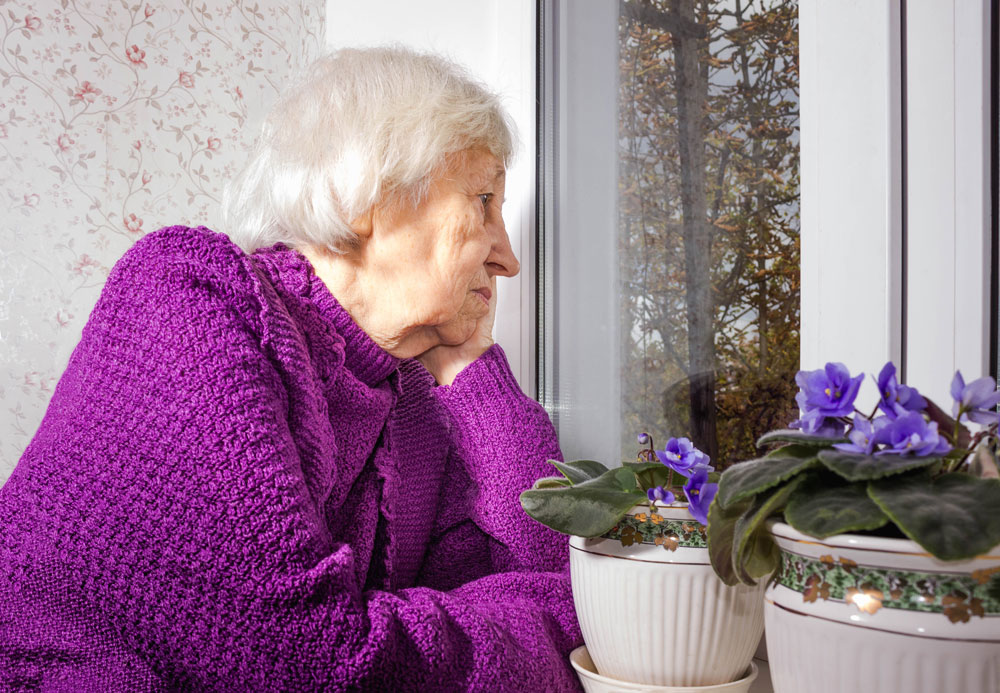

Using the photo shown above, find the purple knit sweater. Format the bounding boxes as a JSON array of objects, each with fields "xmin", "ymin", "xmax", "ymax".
[{"xmin": 0, "ymin": 226, "xmax": 582, "ymax": 691}]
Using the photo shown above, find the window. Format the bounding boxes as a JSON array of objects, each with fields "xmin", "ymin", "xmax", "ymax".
[{"xmin": 539, "ymin": 0, "xmax": 801, "ymax": 466}]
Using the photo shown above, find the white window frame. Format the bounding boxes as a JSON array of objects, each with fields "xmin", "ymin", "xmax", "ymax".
[{"xmin": 800, "ymin": 0, "xmax": 994, "ymax": 406}]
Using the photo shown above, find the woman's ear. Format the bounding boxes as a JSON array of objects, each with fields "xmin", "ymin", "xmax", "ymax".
[{"xmin": 350, "ymin": 207, "xmax": 375, "ymax": 239}]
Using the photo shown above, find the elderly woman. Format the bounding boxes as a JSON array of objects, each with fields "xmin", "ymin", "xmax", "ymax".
[{"xmin": 0, "ymin": 47, "xmax": 582, "ymax": 691}]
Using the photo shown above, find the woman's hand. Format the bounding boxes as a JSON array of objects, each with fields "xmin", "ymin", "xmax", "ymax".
[{"xmin": 417, "ymin": 277, "xmax": 497, "ymax": 386}]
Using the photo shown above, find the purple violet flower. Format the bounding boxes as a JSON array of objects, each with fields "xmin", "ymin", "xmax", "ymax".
[
  {"xmin": 951, "ymin": 371, "xmax": 1000, "ymax": 425},
  {"xmin": 683, "ymin": 466, "xmax": 718, "ymax": 525},
  {"xmin": 790, "ymin": 412, "xmax": 847, "ymax": 438},
  {"xmin": 871, "ymin": 411, "xmax": 951, "ymax": 457},
  {"xmin": 655, "ymin": 437, "xmax": 712, "ymax": 477},
  {"xmin": 876, "ymin": 362, "xmax": 927, "ymax": 419},
  {"xmin": 790, "ymin": 363, "xmax": 863, "ymax": 434},
  {"xmin": 647, "ymin": 485, "xmax": 675, "ymax": 505},
  {"xmin": 832, "ymin": 415, "xmax": 889, "ymax": 455}
]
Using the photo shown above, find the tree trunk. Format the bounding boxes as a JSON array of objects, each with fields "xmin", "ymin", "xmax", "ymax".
[{"xmin": 669, "ymin": 0, "xmax": 717, "ymax": 459}]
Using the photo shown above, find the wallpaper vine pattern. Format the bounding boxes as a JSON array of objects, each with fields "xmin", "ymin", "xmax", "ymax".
[{"xmin": 0, "ymin": 0, "xmax": 325, "ymax": 484}]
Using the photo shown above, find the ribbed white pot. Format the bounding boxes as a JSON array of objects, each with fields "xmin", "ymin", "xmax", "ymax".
[
  {"xmin": 766, "ymin": 521, "xmax": 1000, "ymax": 693},
  {"xmin": 569, "ymin": 504, "xmax": 766, "ymax": 687}
]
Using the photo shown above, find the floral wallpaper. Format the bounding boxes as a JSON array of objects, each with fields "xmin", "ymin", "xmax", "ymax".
[{"xmin": 0, "ymin": 0, "xmax": 325, "ymax": 484}]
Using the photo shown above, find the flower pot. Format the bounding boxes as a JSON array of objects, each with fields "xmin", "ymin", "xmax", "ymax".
[
  {"xmin": 569, "ymin": 504, "xmax": 766, "ymax": 687},
  {"xmin": 569, "ymin": 646, "xmax": 760, "ymax": 693},
  {"xmin": 765, "ymin": 521, "xmax": 1000, "ymax": 693}
]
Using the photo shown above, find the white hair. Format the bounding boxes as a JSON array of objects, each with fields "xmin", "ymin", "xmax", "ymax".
[{"xmin": 222, "ymin": 46, "xmax": 517, "ymax": 253}]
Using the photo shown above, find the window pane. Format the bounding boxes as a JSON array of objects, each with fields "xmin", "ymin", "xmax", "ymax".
[{"xmin": 541, "ymin": 0, "xmax": 800, "ymax": 467}]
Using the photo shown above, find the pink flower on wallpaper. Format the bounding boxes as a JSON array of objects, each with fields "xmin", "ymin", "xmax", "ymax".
[
  {"xmin": 126, "ymin": 45, "xmax": 147, "ymax": 69},
  {"xmin": 71, "ymin": 81, "xmax": 101, "ymax": 105},
  {"xmin": 124, "ymin": 213, "xmax": 143, "ymax": 233},
  {"xmin": 0, "ymin": 0, "xmax": 325, "ymax": 479},
  {"xmin": 71, "ymin": 254, "xmax": 101, "ymax": 277}
]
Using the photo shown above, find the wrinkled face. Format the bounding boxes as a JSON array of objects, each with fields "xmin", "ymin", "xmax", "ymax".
[{"xmin": 368, "ymin": 149, "xmax": 519, "ymax": 347}]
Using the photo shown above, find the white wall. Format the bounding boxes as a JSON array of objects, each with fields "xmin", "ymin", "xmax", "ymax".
[{"xmin": 326, "ymin": 0, "xmax": 538, "ymax": 392}]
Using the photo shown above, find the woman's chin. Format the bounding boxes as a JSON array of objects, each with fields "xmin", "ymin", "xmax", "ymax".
[{"xmin": 433, "ymin": 320, "xmax": 478, "ymax": 347}]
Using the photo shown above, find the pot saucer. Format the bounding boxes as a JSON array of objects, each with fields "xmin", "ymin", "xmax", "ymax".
[{"xmin": 569, "ymin": 646, "xmax": 759, "ymax": 693}]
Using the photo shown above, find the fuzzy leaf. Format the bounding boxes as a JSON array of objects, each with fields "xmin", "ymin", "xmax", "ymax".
[
  {"xmin": 623, "ymin": 460, "xmax": 672, "ymax": 489},
  {"xmin": 733, "ymin": 476, "xmax": 804, "ymax": 584},
  {"xmin": 818, "ymin": 449, "xmax": 941, "ymax": 482},
  {"xmin": 987, "ymin": 574, "xmax": 1000, "ymax": 603},
  {"xmin": 740, "ymin": 525, "xmax": 782, "ymax": 586},
  {"xmin": 548, "ymin": 459, "xmax": 609, "ymax": 485},
  {"xmin": 531, "ymin": 476, "xmax": 571, "ymax": 490},
  {"xmin": 757, "ymin": 429, "xmax": 847, "ymax": 448},
  {"xmin": 784, "ymin": 473, "xmax": 888, "ymax": 538},
  {"xmin": 716, "ymin": 445, "xmax": 819, "ymax": 509},
  {"xmin": 707, "ymin": 496, "xmax": 752, "ymax": 587},
  {"xmin": 868, "ymin": 473, "xmax": 1000, "ymax": 561},
  {"xmin": 520, "ymin": 467, "xmax": 645, "ymax": 537}
]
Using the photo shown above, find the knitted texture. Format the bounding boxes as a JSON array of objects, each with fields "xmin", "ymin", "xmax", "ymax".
[{"xmin": 0, "ymin": 226, "xmax": 582, "ymax": 692}]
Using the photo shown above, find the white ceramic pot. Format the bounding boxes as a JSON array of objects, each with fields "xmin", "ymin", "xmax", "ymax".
[
  {"xmin": 570, "ymin": 504, "xmax": 766, "ymax": 687},
  {"xmin": 765, "ymin": 521, "xmax": 1000, "ymax": 693},
  {"xmin": 570, "ymin": 646, "xmax": 760, "ymax": 693}
]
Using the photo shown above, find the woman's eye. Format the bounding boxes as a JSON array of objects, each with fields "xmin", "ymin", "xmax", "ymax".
[{"xmin": 478, "ymin": 193, "xmax": 492, "ymax": 210}]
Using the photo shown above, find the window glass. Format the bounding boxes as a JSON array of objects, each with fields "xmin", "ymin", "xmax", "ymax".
[{"xmin": 541, "ymin": 0, "xmax": 800, "ymax": 467}]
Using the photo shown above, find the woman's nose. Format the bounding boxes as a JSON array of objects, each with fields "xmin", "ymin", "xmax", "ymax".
[{"xmin": 486, "ymin": 219, "xmax": 520, "ymax": 278}]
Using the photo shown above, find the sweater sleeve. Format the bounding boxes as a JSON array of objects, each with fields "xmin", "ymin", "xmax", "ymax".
[
  {"xmin": 424, "ymin": 345, "xmax": 572, "ymax": 576},
  {"xmin": 9, "ymin": 234, "xmax": 580, "ymax": 692}
]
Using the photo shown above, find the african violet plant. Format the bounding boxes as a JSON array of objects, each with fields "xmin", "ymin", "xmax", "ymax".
[
  {"xmin": 709, "ymin": 362, "xmax": 1000, "ymax": 587},
  {"xmin": 519, "ymin": 434, "xmax": 718, "ymax": 537}
]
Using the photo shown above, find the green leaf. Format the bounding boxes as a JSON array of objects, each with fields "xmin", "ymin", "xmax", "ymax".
[
  {"xmin": 818, "ymin": 450, "xmax": 941, "ymax": 482},
  {"xmin": 987, "ymin": 574, "xmax": 1000, "ymax": 603},
  {"xmin": 740, "ymin": 525, "xmax": 782, "ymax": 586},
  {"xmin": 548, "ymin": 459, "xmax": 610, "ymax": 485},
  {"xmin": 610, "ymin": 465, "xmax": 642, "ymax": 491},
  {"xmin": 707, "ymin": 496, "xmax": 752, "ymax": 587},
  {"xmin": 757, "ymin": 429, "xmax": 847, "ymax": 448},
  {"xmin": 622, "ymin": 461, "xmax": 665, "ymax": 475},
  {"xmin": 868, "ymin": 473, "xmax": 1000, "ymax": 561},
  {"xmin": 784, "ymin": 473, "xmax": 888, "ymax": 538},
  {"xmin": 716, "ymin": 446, "xmax": 820, "ymax": 509},
  {"xmin": 733, "ymin": 476, "xmax": 804, "ymax": 584},
  {"xmin": 520, "ymin": 467, "xmax": 645, "ymax": 537},
  {"xmin": 530, "ymin": 476, "xmax": 571, "ymax": 490},
  {"xmin": 623, "ymin": 460, "xmax": 671, "ymax": 490}
]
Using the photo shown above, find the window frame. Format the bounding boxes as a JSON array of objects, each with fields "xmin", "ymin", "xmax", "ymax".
[{"xmin": 800, "ymin": 0, "xmax": 995, "ymax": 407}]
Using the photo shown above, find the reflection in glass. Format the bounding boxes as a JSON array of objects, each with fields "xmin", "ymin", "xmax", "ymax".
[{"xmin": 617, "ymin": 0, "xmax": 800, "ymax": 466}]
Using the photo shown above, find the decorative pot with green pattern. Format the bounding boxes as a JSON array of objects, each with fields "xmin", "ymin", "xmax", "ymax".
[
  {"xmin": 707, "ymin": 361, "xmax": 1000, "ymax": 693},
  {"xmin": 765, "ymin": 521, "xmax": 1000, "ymax": 693}
]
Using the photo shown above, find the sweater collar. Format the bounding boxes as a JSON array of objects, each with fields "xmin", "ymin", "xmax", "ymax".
[{"xmin": 252, "ymin": 243, "xmax": 400, "ymax": 387}]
